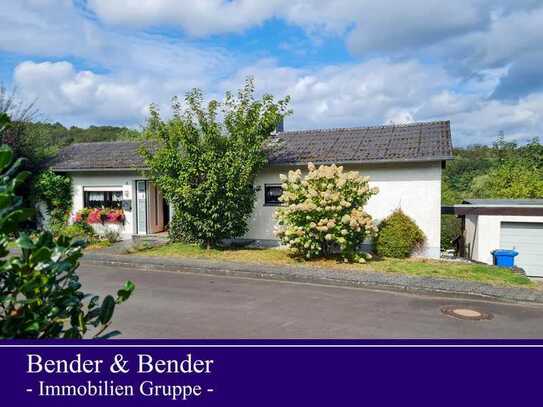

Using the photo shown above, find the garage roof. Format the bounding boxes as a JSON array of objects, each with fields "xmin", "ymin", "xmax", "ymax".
[{"xmin": 462, "ymin": 199, "xmax": 543, "ymax": 206}]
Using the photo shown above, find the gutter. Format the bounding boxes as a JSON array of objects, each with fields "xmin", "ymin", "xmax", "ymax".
[{"xmin": 52, "ymin": 156, "xmax": 454, "ymax": 172}]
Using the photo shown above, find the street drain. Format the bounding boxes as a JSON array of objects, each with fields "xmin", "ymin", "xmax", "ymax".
[{"xmin": 441, "ymin": 306, "xmax": 493, "ymax": 321}]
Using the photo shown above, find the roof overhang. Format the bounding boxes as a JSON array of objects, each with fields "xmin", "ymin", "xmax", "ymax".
[
  {"xmin": 442, "ymin": 204, "xmax": 543, "ymax": 216},
  {"xmin": 53, "ymin": 156, "xmax": 453, "ymax": 173},
  {"xmin": 52, "ymin": 167, "xmax": 146, "ymax": 173},
  {"xmin": 268, "ymin": 156, "xmax": 453, "ymax": 167}
]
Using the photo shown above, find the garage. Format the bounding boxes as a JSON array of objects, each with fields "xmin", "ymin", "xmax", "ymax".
[
  {"xmin": 442, "ymin": 199, "xmax": 543, "ymax": 275},
  {"xmin": 500, "ymin": 222, "xmax": 543, "ymax": 277}
]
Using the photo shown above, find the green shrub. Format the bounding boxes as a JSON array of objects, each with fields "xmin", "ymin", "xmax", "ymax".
[
  {"xmin": 33, "ymin": 169, "xmax": 72, "ymax": 228},
  {"xmin": 0, "ymin": 139, "xmax": 134, "ymax": 339},
  {"xmin": 441, "ymin": 214, "xmax": 461, "ymax": 251},
  {"xmin": 375, "ymin": 209, "xmax": 425, "ymax": 258},
  {"xmin": 58, "ymin": 222, "xmax": 95, "ymax": 241}
]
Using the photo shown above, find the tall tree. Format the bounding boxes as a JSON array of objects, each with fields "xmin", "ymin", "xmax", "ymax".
[
  {"xmin": 469, "ymin": 161, "xmax": 543, "ymax": 199},
  {"xmin": 141, "ymin": 78, "xmax": 290, "ymax": 248},
  {"xmin": 0, "ymin": 85, "xmax": 40, "ymax": 165}
]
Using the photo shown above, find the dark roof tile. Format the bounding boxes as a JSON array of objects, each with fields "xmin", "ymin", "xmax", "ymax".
[{"xmin": 50, "ymin": 121, "xmax": 453, "ymax": 171}]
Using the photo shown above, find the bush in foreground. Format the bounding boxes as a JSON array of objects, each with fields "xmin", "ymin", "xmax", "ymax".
[
  {"xmin": 275, "ymin": 163, "xmax": 378, "ymax": 262},
  {"xmin": 0, "ymin": 118, "xmax": 134, "ymax": 339},
  {"xmin": 375, "ymin": 209, "xmax": 425, "ymax": 258}
]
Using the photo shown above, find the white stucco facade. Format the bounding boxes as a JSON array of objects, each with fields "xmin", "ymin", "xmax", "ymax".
[
  {"xmin": 464, "ymin": 214, "xmax": 543, "ymax": 265},
  {"xmin": 69, "ymin": 172, "xmax": 143, "ymax": 239},
  {"xmin": 246, "ymin": 161, "xmax": 443, "ymax": 258},
  {"xmin": 66, "ymin": 161, "xmax": 443, "ymax": 258}
]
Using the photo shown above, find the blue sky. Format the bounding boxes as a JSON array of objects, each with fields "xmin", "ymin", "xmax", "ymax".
[{"xmin": 1, "ymin": 0, "xmax": 543, "ymax": 146}]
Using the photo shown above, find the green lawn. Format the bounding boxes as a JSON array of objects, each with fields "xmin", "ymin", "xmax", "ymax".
[{"xmin": 134, "ymin": 243, "xmax": 535, "ymax": 288}]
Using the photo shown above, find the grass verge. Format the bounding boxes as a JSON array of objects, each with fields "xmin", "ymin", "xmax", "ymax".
[
  {"xmin": 134, "ymin": 243, "xmax": 535, "ymax": 288},
  {"xmin": 85, "ymin": 240, "xmax": 112, "ymax": 250}
]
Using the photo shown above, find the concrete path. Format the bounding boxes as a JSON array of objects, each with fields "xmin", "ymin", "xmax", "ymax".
[{"xmin": 78, "ymin": 262, "xmax": 543, "ymax": 339}]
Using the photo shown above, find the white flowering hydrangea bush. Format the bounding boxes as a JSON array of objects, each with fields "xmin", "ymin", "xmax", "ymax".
[{"xmin": 274, "ymin": 163, "xmax": 379, "ymax": 262}]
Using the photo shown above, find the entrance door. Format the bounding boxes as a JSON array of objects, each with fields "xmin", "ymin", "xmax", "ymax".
[
  {"xmin": 148, "ymin": 182, "xmax": 165, "ymax": 234},
  {"xmin": 135, "ymin": 180, "xmax": 147, "ymax": 235},
  {"xmin": 500, "ymin": 222, "xmax": 543, "ymax": 277}
]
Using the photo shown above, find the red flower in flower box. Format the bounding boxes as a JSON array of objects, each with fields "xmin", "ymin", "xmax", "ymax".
[{"xmin": 86, "ymin": 209, "xmax": 102, "ymax": 224}]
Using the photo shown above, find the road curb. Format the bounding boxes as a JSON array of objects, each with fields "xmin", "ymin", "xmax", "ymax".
[{"xmin": 82, "ymin": 252, "xmax": 543, "ymax": 304}]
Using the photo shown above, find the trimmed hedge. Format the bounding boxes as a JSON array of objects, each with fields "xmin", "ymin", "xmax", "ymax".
[{"xmin": 375, "ymin": 209, "xmax": 425, "ymax": 258}]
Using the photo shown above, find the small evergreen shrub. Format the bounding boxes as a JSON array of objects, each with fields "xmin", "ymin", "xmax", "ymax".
[{"xmin": 375, "ymin": 209, "xmax": 425, "ymax": 258}]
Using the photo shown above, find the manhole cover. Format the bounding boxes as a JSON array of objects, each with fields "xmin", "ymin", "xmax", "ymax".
[{"xmin": 441, "ymin": 306, "xmax": 493, "ymax": 321}]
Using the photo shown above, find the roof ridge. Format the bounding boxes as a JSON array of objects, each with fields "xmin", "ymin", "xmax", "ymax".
[
  {"xmin": 66, "ymin": 140, "xmax": 140, "ymax": 146},
  {"xmin": 279, "ymin": 120, "xmax": 450, "ymax": 136}
]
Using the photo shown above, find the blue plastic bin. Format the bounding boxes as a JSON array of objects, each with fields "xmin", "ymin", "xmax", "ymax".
[{"xmin": 491, "ymin": 249, "xmax": 518, "ymax": 268}]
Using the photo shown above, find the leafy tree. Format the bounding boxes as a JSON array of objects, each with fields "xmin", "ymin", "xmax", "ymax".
[
  {"xmin": 141, "ymin": 78, "xmax": 290, "ymax": 248},
  {"xmin": 520, "ymin": 137, "xmax": 543, "ymax": 170},
  {"xmin": 0, "ymin": 114, "xmax": 134, "ymax": 338},
  {"xmin": 0, "ymin": 85, "xmax": 42, "ymax": 166},
  {"xmin": 469, "ymin": 161, "xmax": 543, "ymax": 199}
]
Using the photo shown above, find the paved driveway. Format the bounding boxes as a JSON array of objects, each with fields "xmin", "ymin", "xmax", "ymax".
[{"xmin": 79, "ymin": 262, "xmax": 543, "ymax": 338}]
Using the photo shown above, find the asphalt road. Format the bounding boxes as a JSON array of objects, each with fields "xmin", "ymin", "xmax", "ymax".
[{"xmin": 79, "ymin": 262, "xmax": 543, "ymax": 339}]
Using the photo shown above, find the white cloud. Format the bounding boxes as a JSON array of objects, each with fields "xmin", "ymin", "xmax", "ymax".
[
  {"xmin": 14, "ymin": 61, "xmax": 148, "ymax": 124},
  {"xmin": 220, "ymin": 58, "xmax": 451, "ymax": 129},
  {"xmin": 3, "ymin": 0, "xmax": 543, "ymax": 146},
  {"xmin": 14, "ymin": 55, "xmax": 543, "ymax": 145},
  {"xmin": 87, "ymin": 0, "xmax": 282, "ymax": 36},
  {"xmin": 220, "ymin": 58, "xmax": 543, "ymax": 146},
  {"xmin": 0, "ymin": 0, "xmax": 233, "ymax": 82}
]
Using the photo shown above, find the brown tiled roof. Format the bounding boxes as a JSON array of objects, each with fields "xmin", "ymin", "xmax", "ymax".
[
  {"xmin": 267, "ymin": 120, "xmax": 453, "ymax": 165},
  {"xmin": 49, "ymin": 141, "xmax": 148, "ymax": 171},
  {"xmin": 50, "ymin": 121, "xmax": 453, "ymax": 171}
]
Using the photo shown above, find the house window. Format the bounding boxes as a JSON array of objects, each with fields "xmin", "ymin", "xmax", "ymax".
[
  {"xmin": 83, "ymin": 190, "xmax": 123, "ymax": 209},
  {"xmin": 264, "ymin": 184, "xmax": 283, "ymax": 206}
]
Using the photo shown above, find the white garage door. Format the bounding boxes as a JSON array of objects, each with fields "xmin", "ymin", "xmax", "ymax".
[{"xmin": 500, "ymin": 222, "xmax": 543, "ymax": 277}]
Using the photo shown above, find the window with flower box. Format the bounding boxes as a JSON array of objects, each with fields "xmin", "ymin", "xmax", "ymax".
[{"xmin": 83, "ymin": 190, "xmax": 123, "ymax": 209}]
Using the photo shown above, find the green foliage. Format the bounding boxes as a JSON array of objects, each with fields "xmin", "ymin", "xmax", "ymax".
[
  {"xmin": 441, "ymin": 215, "xmax": 461, "ymax": 251},
  {"xmin": 57, "ymin": 222, "xmax": 96, "ymax": 241},
  {"xmin": 441, "ymin": 135, "xmax": 543, "ymax": 250},
  {"xmin": 443, "ymin": 135, "xmax": 543, "ymax": 201},
  {"xmin": 168, "ymin": 211, "xmax": 187, "ymax": 243},
  {"xmin": 0, "ymin": 85, "xmax": 42, "ymax": 166},
  {"xmin": 275, "ymin": 163, "xmax": 378, "ymax": 262},
  {"xmin": 141, "ymin": 78, "xmax": 290, "ymax": 247},
  {"xmin": 469, "ymin": 161, "xmax": 543, "ymax": 199},
  {"xmin": 25, "ymin": 122, "xmax": 142, "ymax": 149},
  {"xmin": 375, "ymin": 209, "xmax": 425, "ymax": 258},
  {"xmin": 0, "ymin": 141, "xmax": 134, "ymax": 338},
  {"xmin": 33, "ymin": 169, "xmax": 72, "ymax": 230}
]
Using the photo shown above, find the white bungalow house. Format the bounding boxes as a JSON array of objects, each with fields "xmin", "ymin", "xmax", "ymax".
[{"xmin": 49, "ymin": 120, "xmax": 453, "ymax": 258}]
